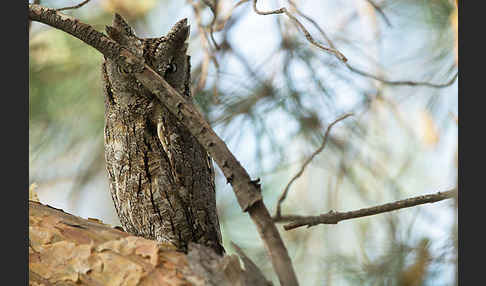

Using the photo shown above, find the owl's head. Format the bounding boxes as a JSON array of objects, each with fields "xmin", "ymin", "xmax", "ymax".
[
  {"xmin": 104, "ymin": 13, "xmax": 191, "ymax": 98},
  {"xmin": 145, "ymin": 18, "xmax": 191, "ymax": 97}
]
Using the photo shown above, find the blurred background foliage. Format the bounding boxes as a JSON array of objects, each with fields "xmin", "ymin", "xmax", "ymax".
[{"xmin": 29, "ymin": 0, "xmax": 458, "ymax": 285}]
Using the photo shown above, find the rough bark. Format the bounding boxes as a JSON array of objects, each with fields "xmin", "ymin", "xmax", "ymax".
[{"xmin": 29, "ymin": 201, "xmax": 272, "ymax": 286}]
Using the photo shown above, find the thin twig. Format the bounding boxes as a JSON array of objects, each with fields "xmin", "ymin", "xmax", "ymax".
[
  {"xmin": 346, "ymin": 63, "xmax": 459, "ymax": 88},
  {"xmin": 252, "ymin": 0, "xmax": 348, "ymax": 62},
  {"xmin": 188, "ymin": 0, "xmax": 220, "ymax": 94},
  {"xmin": 201, "ymin": 0, "xmax": 216, "ymax": 11},
  {"xmin": 363, "ymin": 0, "xmax": 392, "ymax": 27},
  {"xmin": 201, "ymin": 0, "xmax": 249, "ymax": 51},
  {"xmin": 286, "ymin": 0, "xmax": 457, "ymax": 89},
  {"xmin": 287, "ymin": 0, "xmax": 336, "ymax": 50},
  {"xmin": 201, "ymin": 0, "xmax": 221, "ymax": 50},
  {"xmin": 55, "ymin": 0, "xmax": 92, "ymax": 11},
  {"xmin": 274, "ymin": 113, "xmax": 353, "ymax": 219},
  {"xmin": 235, "ymin": 0, "xmax": 250, "ymax": 8},
  {"xmin": 279, "ymin": 189, "xmax": 456, "ymax": 230}
]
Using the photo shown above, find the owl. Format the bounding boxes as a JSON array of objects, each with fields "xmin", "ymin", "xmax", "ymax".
[{"xmin": 102, "ymin": 13, "xmax": 224, "ymax": 255}]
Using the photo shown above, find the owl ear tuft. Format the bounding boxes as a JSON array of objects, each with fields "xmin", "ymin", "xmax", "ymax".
[
  {"xmin": 153, "ymin": 19, "xmax": 190, "ymax": 60},
  {"xmin": 106, "ymin": 13, "xmax": 144, "ymax": 59},
  {"xmin": 106, "ymin": 13, "xmax": 135, "ymax": 43},
  {"xmin": 166, "ymin": 18, "xmax": 190, "ymax": 46},
  {"xmin": 112, "ymin": 13, "xmax": 136, "ymax": 37}
]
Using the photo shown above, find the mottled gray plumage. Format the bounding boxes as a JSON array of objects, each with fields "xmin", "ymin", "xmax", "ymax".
[{"xmin": 102, "ymin": 14, "xmax": 224, "ymax": 255}]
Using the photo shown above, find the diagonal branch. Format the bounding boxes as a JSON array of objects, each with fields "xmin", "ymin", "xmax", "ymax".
[
  {"xmin": 274, "ymin": 113, "xmax": 353, "ymax": 219},
  {"xmin": 278, "ymin": 189, "xmax": 456, "ymax": 230},
  {"xmin": 287, "ymin": 0, "xmax": 335, "ymax": 48},
  {"xmin": 28, "ymin": 4, "xmax": 298, "ymax": 286},
  {"xmin": 29, "ymin": 4, "xmax": 145, "ymax": 74}
]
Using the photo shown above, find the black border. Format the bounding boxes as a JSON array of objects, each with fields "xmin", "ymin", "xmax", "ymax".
[{"xmin": 458, "ymin": 1, "xmax": 474, "ymax": 285}]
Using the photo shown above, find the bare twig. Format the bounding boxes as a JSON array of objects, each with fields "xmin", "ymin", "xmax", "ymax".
[
  {"xmin": 201, "ymin": 0, "xmax": 221, "ymax": 50},
  {"xmin": 29, "ymin": 5, "xmax": 142, "ymax": 74},
  {"xmin": 287, "ymin": 0, "xmax": 336, "ymax": 50},
  {"xmin": 286, "ymin": 0, "xmax": 456, "ymax": 89},
  {"xmin": 278, "ymin": 189, "xmax": 456, "ymax": 230},
  {"xmin": 56, "ymin": 0, "xmax": 92, "ymax": 11},
  {"xmin": 210, "ymin": 0, "xmax": 249, "ymax": 34},
  {"xmin": 188, "ymin": 0, "xmax": 219, "ymax": 94},
  {"xmin": 198, "ymin": 0, "xmax": 250, "ymax": 51},
  {"xmin": 252, "ymin": 0, "xmax": 348, "ymax": 62},
  {"xmin": 29, "ymin": 4, "xmax": 298, "ymax": 286},
  {"xmin": 345, "ymin": 63, "xmax": 459, "ymax": 88},
  {"xmin": 235, "ymin": 0, "xmax": 250, "ymax": 9},
  {"xmin": 208, "ymin": 21, "xmax": 219, "ymax": 51},
  {"xmin": 363, "ymin": 0, "xmax": 392, "ymax": 27},
  {"xmin": 274, "ymin": 113, "xmax": 353, "ymax": 219},
  {"xmin": 201, "ymin": 0, "xmax": 216, "ymax": 11}
]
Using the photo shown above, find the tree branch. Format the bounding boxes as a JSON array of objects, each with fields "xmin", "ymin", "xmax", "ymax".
[
  {"xmin": 56, "ymin": 0, "xmax": 92, "ymax": 12},
  {"xmin": 345, "ymin": 63, "xmax": 459, "ymax": 88},
  {"xmin": 274, "ymin": 113, "xmax": 353, "ymax": 219},
  {"xmin": 29, "ymin": 4, "xmax": 298, "ymax": 286},
  {"xmin": 252, "ymin": 0, "xmax": 347, "ymax": 62},
  {"xmin": 29, "ymin": 4, "xmax": 144, "ymax": 74},
  {"xmin": 363, "ymin": 0, "xmax": 392, "ymax": 27},
  {"xmin": 200, "ymin": 0, "xmax": 221, "ymax": 50},
  {"xmin": 283, "ymin": 1, "xmax": 457, "ymax": 89},
  {"xmin": 277, "ymin": 189, "xmax": 456, "ymax": 230}
]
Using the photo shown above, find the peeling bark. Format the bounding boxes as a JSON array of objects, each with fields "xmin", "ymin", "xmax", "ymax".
[{"xmin": 29, "ymin": 201, "xmax": 271, "ymax": 286}]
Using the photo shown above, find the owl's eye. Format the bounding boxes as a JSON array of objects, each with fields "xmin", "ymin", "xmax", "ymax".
[{"xmin": 166, "ymin": 62, "xmax": 177, "ymax": 74}]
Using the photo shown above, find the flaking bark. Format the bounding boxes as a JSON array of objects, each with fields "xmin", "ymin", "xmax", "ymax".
[{"xmin": 29, "ymin": 201, "xmax": 270, "ymax": 286}]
